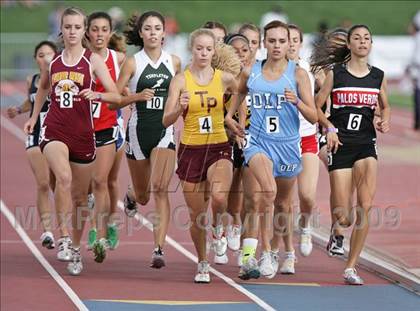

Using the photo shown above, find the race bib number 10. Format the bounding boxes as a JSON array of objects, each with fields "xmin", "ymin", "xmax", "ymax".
[
  {"xmin": 60, "ymin": 91, "xmax": 73, "ymax": 108},
  {"xmin": 146, "ymin": 96, "xmax": 164, "ymax": 110}
]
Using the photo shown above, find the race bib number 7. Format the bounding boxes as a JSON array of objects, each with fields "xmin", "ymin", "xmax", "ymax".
[
  {"xmin": 92, "ymin": 101, "xmax": 101, "ymax": 118},
  {"xmin": 60, "ymin": 91, "xmax": 73, "ymax": 108}
]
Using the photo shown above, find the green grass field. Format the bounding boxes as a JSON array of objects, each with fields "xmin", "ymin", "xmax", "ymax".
[{"xmin": 1, "ymin": 0, "xmax": 419, "ymax": 34}]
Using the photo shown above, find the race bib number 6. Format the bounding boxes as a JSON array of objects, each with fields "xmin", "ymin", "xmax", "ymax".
[
  {"xmin": 60, "ymin": 91, "xmax": 73, "ymax": 108},
  {"xmin": 199, "ymin": 116, "xmax": 213, "ymax": 133},
  {"xmin": 347, "ymin": 113, "xmax": 362, "ymax": 131},
  {"xmin": 146, "ymin": 96, "xmax": 164, "ymax": 110}
]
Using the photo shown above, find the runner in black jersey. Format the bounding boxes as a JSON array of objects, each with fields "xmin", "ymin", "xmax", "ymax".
[
  {"xmin": 315, "ymin": 25, "xmax": 390, "ymax": 285},
  {"xmin": 7, "ymin": 41, "xmax": 58, "ymax": 251}
]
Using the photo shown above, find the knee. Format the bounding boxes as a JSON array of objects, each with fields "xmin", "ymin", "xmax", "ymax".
[
  {"xmin": 275, "ymin": 201, "xmax": 293, "ymax": 214},
  {"xmin": 72, "ymin": 192, "xmax": 88, "ymax": 208},
  {"xmin": 299, "ymin": 193, "xmax": 316, "ymax": 210},
  {"xmin": 37, "ymin": 180, "xmax": 50, "ymax": 194},
  {"xmin": 151, "ymin": 179, "xmax": 168, "ymax": 197},
  {"xmin": 261, "ymin": 191, "xmax": 276, "ymax": 208},
  {"xmin": 211, "ymin": 193, "xmax": 228, "ymax": 209},
  {"xmin": 107, "ymin": 178, "xmax": 118, "ymax": 192},
  {"xmin": 93, "ymin": 175, "xmax": 108, "ymax": 191},
  {"xmin": 135, "ymin": 192, "xmax": 150, "ymax": 206},
  {"xmin": 244, "ymin": 193, "xmax": 260, "ymax": 213},
  {"xmin": 55, "ymin": 171, "xmax": 71, "ymax": 191}
]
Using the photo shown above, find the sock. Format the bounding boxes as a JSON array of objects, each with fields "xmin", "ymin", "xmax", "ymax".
[
  {"xmin": 285, "ymin": 250, "xmax": 295, "ymax": 259},
  {"xmin": 242, "ymin": 238, "xmax": 258, "ymax": 264}
]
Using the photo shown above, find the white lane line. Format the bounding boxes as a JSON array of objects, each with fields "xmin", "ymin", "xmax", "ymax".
[
  {"xmin": 117, "ymin": 202, "xmax": 276, "ymax": 311},
  {"xmin": 2, "ymin": 110, "xmax": 276, "ymax": 311},
  {"xmin": 0, "ymin": 200, "xmax": 88, "ymax": 311}
]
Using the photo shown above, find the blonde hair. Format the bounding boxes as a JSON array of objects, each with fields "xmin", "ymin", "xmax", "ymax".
[
  {"xmin": 188, "ymin": 28, "xmax": 216, "ymax": 51},
  {"xmin": 212, "ymin": 43, "xmax": 241, "ymax": 77},
  {"xmin": 59, "ymin": 7, "xmax": 89, "ymax": 48}
]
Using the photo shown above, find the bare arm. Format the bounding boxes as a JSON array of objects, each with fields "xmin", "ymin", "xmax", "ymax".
[
  {"xmin": 376, "ymin": 75, "xmax": 391, "ymax": 133},
  {"xmin": 7, "ymin": 76, "xmax": 33, "ymax": 118},
  {"xmin": 293, "ymin": 67, "xmax": 318, "ymax": 124},
  {"xmin": 162, "ymin": 73, "xmax": 187, "ymax": 128},
  {"xmin": 82, "ymin": 53, "xmax": 121, "ymax": 104},
  {"xmin": 172, "ymin": 54, "xmax": 182, "ymax": 75}
]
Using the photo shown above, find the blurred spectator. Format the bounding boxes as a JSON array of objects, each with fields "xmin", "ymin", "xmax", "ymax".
[
  {"xmin": 108, "ymin": 6, "xmax": 126, "ymax": 33},
  {"xmin": 48, "ymin": 4, "xmax": 64, "ymax": 40},
  {"xmin": 260, "ymin": 5, "xmax": 288, "ymax": 28},
  {"xmin": 165, "ymin": 12, "xmax": 179, "ymax": 36},
  {"xmin": 339, "ymin": 17, "xmax": 352, "ymax": 30},
  {"xmin": 312, "ymin": 20, "xmax": 329, "ymax": 48},
  {"xmin": 407, "ymin": 11, "xmax": 420, "ymax": 130}
]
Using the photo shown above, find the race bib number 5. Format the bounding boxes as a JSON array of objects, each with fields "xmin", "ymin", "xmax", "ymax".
[
  {"xmin": 60, "ymin": 91, "xmax": 73, "ymax": 108},
  {"xmin": 146, "ymin": 96, "xmax": 164, "ymax": 110},
  {"xmin": 199, "ymin": 116, "xmax": 213, "ymax": 133},
  {"xmin": 266, "ymin": 116, "xmax": 280, "ymax": 133}
]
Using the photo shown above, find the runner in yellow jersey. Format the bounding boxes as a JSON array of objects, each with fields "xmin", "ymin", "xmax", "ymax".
[{"xmin": 163, "ymin": 28, "xmax": 237, "ymax": 284}]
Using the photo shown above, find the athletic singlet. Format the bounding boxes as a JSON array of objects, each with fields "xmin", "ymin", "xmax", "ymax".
[
  {"xmin": 329, "ymin": 63, "xmax": 384, "ymax": 144},
  {"xmin": 93, "ymin": 48, "xmax": 119, "ymax": 131},
  {"xmin": 127, "ymin": 49, "xmax": 174, "ymax": 133},
  {"xmin": 181, "ymin": 68, "xmax": 227, "ymax": 145},
  {"xmin": 28, "ymin": 74, "xmax": 50, "ymax": 133},
  {"xmin": 43, "ymin": 49, "xmax": 94, "ymax": 140},
  {"xmin": 247, "ymin": 60, "xmax": 300, "ymax": 141},
  {"xmin": 297, "ymin": 59, "xmax": 317, "ymax": 137}
]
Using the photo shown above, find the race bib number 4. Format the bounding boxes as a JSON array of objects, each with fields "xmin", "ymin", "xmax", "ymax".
[
  {"xmin": 60, "ymin": 91, "xmax": 73, "ymax": 108},
  {"xmin": 199, "ymin": 116, "xmax": 213, "ymax": 133},
  {"xmin": 266, "ymin": 116, "xmax": 280, "ymax": 133},
  {"xmin": 347, "ymin": 113, "xmax": 362, "ymax": 131},
  {"xmin": 146, "ymin": 96, "xmax": 164, "ymax": 110}
]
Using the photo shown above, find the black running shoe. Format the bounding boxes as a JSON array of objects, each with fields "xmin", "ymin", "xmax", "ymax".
[
  {"xmin": 150, "ymin": 246, "xmax": 165, "ymax": 269},
  {"xmin": 327, "ymin": 235, "xmax": 344, "ymax": 257},
  {"xmin": 124, "ymin": 192, "xmax": 137, "ymax": 217}
]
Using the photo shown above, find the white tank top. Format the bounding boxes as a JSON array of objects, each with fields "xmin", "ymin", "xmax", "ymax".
[{"xmin": 298, "ymin": 59, "xmax": 317, "ymax": 137}]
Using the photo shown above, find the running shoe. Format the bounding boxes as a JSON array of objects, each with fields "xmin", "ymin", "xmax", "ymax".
[
  {"xmin": 57, "ymin": 236, "xmax": 72, "ymax": 261},
  {"xmin": 124, "ymin": 192, "xmax": 137, "ymax": 218},
  {"xmin": 87, "ymin": 228, "xmax": 97, "ymax": 251},
  {"xmin": 280, "ymin": 252, "xmax": 296, "ymax": 274},
  {"xmin": 214, "ymin": 253, "xmax": 229, "ymax": 265},
  {"xmin": 40, "ymin": 231, "xmax": 55, "ymax": 249},
  {"xmin": 67, "ymin": 247, "xmax": 83, "ymax": 276},
  {"xmin": 236, "ymin": 249, "xmax": 243, "ymax": 267},
  {"xmin": 299, "ymin": 227, "xmax": 313, "ymax": 257},
  {"xmin": 93, "ymin": 238, "xmax": 107, "ymax": 263},
  {"xmin": 212, "ymin": 225, "xmax": 227, "ymax": 256},
  {"xmin": 271, "ymin": 250, "xmax": 280, "ymax": 275},
  {"xmin": 87, "ymin": 193, "xmax": 95, "ymax": 210},
  {"xmin": 150, "ymin": 246, "xmax": 165, "ymax": 269},
  {"xmin": 106, "ymin": 224, "xmax": 119, "ymax": 250},
  {"xmin": 194, "ymin": 261, "xmax": 210, "ymax": 283},
  {"xmin": 344, "ymin": 268, "xmax": 364, "ymax": 285},
  {"xmin": 327, "ymin": 234, "xmax": 344, "ymax": 257},
  {"xmin": 238, "ymin": 256, "xmax": 260, "ymax": 280},
  {"xmin": 227, "ymin": 224, "xmax": 241, "ymax": 251},
  {"xmin": 259, "ymin": 251, "xmax": 276, "ymax": 279}
]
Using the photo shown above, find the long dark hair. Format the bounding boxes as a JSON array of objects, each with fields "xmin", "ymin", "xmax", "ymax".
[
  {"xmin": 124, "ymin": 11, "xmax": 165, "ymax": 48},
  {"xmin": 311, "ymin": 25, "xmax": 371, "ymax": 72},
  {"xmin": 87, "ymin": 11, "xmax": 113, "ymax": 31}
]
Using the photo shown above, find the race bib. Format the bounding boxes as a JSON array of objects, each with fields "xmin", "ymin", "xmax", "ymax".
[
  {"xmin": 199, "ymin": 116, "xmax": 213, "ymax": 133},
  {"xmin": 146, "ymin": 96, "xmax": 164, "ymax": 110},
  {"xmin": 60, "ymin": 91, "xmax": 73, "ymax": 108}
]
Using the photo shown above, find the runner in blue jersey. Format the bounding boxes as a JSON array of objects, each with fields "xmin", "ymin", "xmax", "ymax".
[{"xmin": 225, "ymin": 20, "xmax": 317, "ymax": 280}]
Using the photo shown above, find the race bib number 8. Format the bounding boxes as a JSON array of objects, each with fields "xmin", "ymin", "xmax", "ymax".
[
  {"xmin": 60, "ymin": 91, "xmax": 73, "ymax": 108},
  {"xmin": 199, "ymin": 116, "xmax": 213, "ymax": 133},
  {"xmin": 92, "ymin": 101, "xmax": 101, "ymax": 118},
  {"xmin": 146, "ymin": 96, "xmax": 164, "ymax": 110},
  {"xmin": 266, "ymin": 116, "xmax": 280, "ymax": 133},
  {"xmin": 347, "ymin": 113, "xmax": 362, "ymax": 131}
]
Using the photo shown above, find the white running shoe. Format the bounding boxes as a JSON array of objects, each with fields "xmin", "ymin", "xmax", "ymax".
[
  {"xmin": 236, "ymin": 249, "xmax": 243, "ymax": 267},
  {"xmin": 40, "ymin": 231, "xmax": 55, "ymax": 249},
  {"xmin": 67, "ymin": 247, "xmax": 83, "ymax": 276},
  {"xmin": 214, "ymin": 253, "xmax": 228, "ymax": 265},
  {"xmin": 212, "ymin": 225, "xmax": 227, "ymax": 256},
  {"xmin": 259, "ymin": 251, "xmax": 276, "ymax": 279},
  {"xmin": 271, "ymin": 250, "xmax": 280, "ymax": 275},
  {"xmin": 87, "ymin": 193, "xmax": 95, "ymax": 210},
  {"xmin": 57, "ymin": 237, "xmax": 72, "ymax": 261},
  {"xmin": 227, "ymin": 224, "xmax": 241, "ymax": 251},
  {"xmin": 299, "ymin": 228, "xmax": 313, "ymax": 257},
  {"xmin": 344, "ymin": 268, "xmax": 364, "ymax": 285},
  {"xmin": 194, "ymin": 261, "xmax": 210, "ymax": 283},
  {"xmin": 280, "ymin": 252, "xmax": 296, "ymax": 274}
]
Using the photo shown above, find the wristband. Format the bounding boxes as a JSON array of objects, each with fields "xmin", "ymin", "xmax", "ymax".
[
  {"xmin": 16, "ymin": 106, "xmax": 22, "ymax": 114},
  {"xmin": 326, "ymin": 127, "xmax": 338, "ymax": 133}
]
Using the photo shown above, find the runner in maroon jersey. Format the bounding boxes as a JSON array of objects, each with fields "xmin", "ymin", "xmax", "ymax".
[
  {"xmin": 315, "ymin": 24, "xmax": 390, "ymax": 285},
  {"xmin": 24, "ymin": 7, "xmax": 121, "ymax": 276},
  {"xmin": 85, "ymin": 11, "xmax": 126, "ymax": 258}
]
